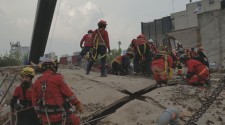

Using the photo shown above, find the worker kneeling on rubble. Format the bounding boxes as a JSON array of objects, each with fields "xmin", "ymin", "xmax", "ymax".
[
  {"xmin": 111, "ymin": 52, "xmax": 134, "ymax": 75},
  {"xmin": 32, "ymin": 59, "xmax": 83, "ymax": 125},
  {"xmin": 151, "ymin": 53, "xmax": 174, "ymax": 87},
  {"xmin": 10, "ymin": 67, "xmax": 40, "ymax": 125},
  {"xmin": 180, "ymin": 54, "xmax": 209, "ymax": 86}
]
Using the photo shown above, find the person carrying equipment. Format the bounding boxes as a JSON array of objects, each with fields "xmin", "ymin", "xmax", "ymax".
[{"xmin": 86, "ymin": 20, "xmax": 111, "ymax": 77}]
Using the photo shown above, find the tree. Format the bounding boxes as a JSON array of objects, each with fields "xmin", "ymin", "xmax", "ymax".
[{"xmin": 0, "ymin": 56, "xmax": 21, "ymax": 67}]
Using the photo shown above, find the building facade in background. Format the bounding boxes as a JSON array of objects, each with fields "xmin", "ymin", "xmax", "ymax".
[
  {"xmin": 141, "ymin": 0, "xmax": 225, "ymax": 68},
  {"xmin": 171, "ymin": 0, "xmax": 222, "ymax": 31},
  {"xmin": 9, "ymin": 41, "xmax": 30, "ymax": 64}
]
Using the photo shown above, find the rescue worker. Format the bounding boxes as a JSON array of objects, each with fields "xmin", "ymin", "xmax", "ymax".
[
  {"xmin": 80, "ymin": 30, "xmax": 93, "ymax": 58},
  {"xmin": 111, "ymin": 52, "xmax": 134, "ymax": 75},
  {"xmin": 197, "ymin": 47, "xmax": 209, "ymax": 67},
  {"xmin": 130, "ymin": 34, "xmax": 151, "ymax": 76},
  {"xmin": 10, "ymin": 67, "xmax": 39, "ymax": 125},
  {"xmin": 185, "ymin": 48, "xmax": 191, "ymax": 59},
  {"xmin": 190, "ymin": 47, "xmax": 197, "ymax": 58},
  {"xmin": 86, "ymin": 20, "xmax": 110, "ymax": 77},
  {"xmin": 147, "ymin": 39, "xmax": 158, "ymax": 55},
  {"xmin": 32, "ymin": 59, "xmax": 83, "ymax": 125},
  {"xmin": 158, "ymin": 108, "xmax": 180, "ymax": 125},
  {"xmin": 176, "ymin": 42, "xmax": 183, "ymax": 51},
  {"xmin": 151, "ymin": 54, "xmax": 173, "ymax": 87},
  {"xmin": 180, "ymin": 54, "xmax": 209, "ymax": 86}
]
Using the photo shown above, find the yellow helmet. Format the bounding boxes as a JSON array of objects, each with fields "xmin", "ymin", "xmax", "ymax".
[{"xmin": 21, "ymin": 67, "xmax": 35, "ymax": 77}]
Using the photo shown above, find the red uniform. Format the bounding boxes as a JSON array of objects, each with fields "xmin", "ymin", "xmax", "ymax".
[
  {"xmin": 186, "ymin": 59, "xmax": 209, "ymax": 85},
  {"xmin": 151, "ymin": 55, "xmax": 173, "ymax": 84},
  {"xmin": 92, "ymin": 28, "xmax": 110, "ymax": 49},
  {"xmin": 80, "ymin": 33, "xmax": 93, "ymax": 47},
  {"xmin": 11, "ymin": 83, "xmax": 39, "ymax": 125},
  {"xmin": 14, "ymin": 85, "xmax": 32, "ymax": 101},
  {"xmin": 32, "ymin": 70, "xmax": 81, "ymax": 125},
  {"xmin": 131, "ymin": 38, "xmax": 147, "ymax": 52}
]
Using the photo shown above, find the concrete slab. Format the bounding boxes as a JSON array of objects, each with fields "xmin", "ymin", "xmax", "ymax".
[{"xmin": 98, "ymin": 99, "xmax": 163, "ymax": 125}]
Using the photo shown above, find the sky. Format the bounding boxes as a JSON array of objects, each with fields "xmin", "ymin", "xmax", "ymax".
[{"xmin": 0, "ymin": 0, "xmax": 199, "ymax": 57}]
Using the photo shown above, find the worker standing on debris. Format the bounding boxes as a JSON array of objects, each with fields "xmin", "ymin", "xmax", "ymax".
[
  {"xmin": 86, "ymin": 20, "xmax": 110, "ymax": 77},
  {"xmin": 79, "ymin": 30, "xmax": 93, "ymax": 58},
  {"xmin": 151, "ymin": 53, "xmax": 174, "ymax": 87},
  {"xmin": 130, "ymin": 34, "xmax": 151, "ymax": 76},
  {"xmin": 158, "ymin": 108, "xmax": 180, "ymax": 125},
  {"xmin": 111, "ymin": 52, "xmax": 134, "ymax": 75},
  {"xmin": 32, "ymin": 59, "xmax": 83, "ymax": 125},
  {"xmin": 10, "ymin": 67, "xmax": 39, "ymax": 125},
  {"xmin": 180, "ymin": 54, "xmax": 209, "ymax": 86}
]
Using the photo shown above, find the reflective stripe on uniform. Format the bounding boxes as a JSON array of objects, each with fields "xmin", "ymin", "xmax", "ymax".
[
  {"xmin": 199, "ymin": 68, "xmax": 207, "ymax": 75},
  {"xmin": 137, "ymin": 43, "xmax": 146, "ymax": 59}
]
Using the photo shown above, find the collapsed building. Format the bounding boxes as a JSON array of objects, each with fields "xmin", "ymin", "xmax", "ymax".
[{"xmin": 141, "ymin": 0, "xmax": 225, "ymax": 69}]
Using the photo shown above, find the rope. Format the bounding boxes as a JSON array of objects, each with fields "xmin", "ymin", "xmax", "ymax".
[{"xmin": 48, "ymin": 0, "xmax": 62, "ymax": 53}]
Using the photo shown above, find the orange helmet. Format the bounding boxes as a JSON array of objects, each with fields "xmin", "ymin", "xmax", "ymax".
[{"xmin": 137, "ymin": 34, "xmax": 145, "ymax": 38}]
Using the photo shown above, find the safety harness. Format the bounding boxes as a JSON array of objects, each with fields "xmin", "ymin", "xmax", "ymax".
[
  {"xmin": 36, "ymin": 74, "xmax": 72, "ymax": 125},
  {"xmin": 91, "ymin": 29, "xmax": 107, "ymax": 61},
  {"xmin": 136, "ymin": 43, "xmax": 146, "ymax": 61},
  {"xmin": 153, "ymin": 54, "xmax": 172, "ymax": 80}
]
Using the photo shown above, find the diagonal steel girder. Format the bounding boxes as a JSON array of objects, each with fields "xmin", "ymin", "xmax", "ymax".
[{"xmin": 29, "ymin": 0, "xmax": 57, "ymax": 64}]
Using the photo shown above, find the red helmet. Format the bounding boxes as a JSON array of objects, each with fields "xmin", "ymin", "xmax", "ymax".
[
  {"xmin": 137, "ymin": 34, "xmax": 145, "ymax": 38},
  {"xmin": 98, "ymin": 20, "xmax": 107, "ymax": 25}
]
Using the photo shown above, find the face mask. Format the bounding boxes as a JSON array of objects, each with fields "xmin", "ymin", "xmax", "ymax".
[{"xmin": 21, "ymin": 81, "xmax": 31, "ymax": 89}]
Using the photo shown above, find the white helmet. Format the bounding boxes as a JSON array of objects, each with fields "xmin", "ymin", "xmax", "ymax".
[{"xmin": 148, "ymin": 39, "xmax": 154, "ymax": 43}]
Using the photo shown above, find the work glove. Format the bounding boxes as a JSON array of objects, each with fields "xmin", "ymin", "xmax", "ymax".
[
  {"xmin": 14, "ymin": 103, "xmax": 24, "ymax": 111},
  {"xmin": 108, "ymin": 48, "xmax": 111, "ymax": 54},
  {"xmin": 75, "ymin": 103, "xmax": 84, "ymax": 113}
]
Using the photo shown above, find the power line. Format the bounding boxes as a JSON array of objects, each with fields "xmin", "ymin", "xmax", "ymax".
[{"xmin": 48, "ymin": 0, "xmax": 62, "ymax": 53}]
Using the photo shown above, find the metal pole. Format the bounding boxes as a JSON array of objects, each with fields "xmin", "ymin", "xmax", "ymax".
[
  {"xmin": 0, "ymin": 74, "xmax": 8, "ymax": 88},
  {"xmin": 0, "ymin": 74, "xmax": 17, "ymax": 105}
]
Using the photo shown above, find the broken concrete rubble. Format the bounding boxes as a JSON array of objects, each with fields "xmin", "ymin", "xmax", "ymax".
[{"xmin": 0, "ymin": 66, "xmax": 224, "ymax": 125}]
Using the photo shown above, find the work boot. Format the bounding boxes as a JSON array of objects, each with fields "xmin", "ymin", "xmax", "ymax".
[{"xmin": 100, "ymin": 74, "xmax": 107, "ymax": 77}]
